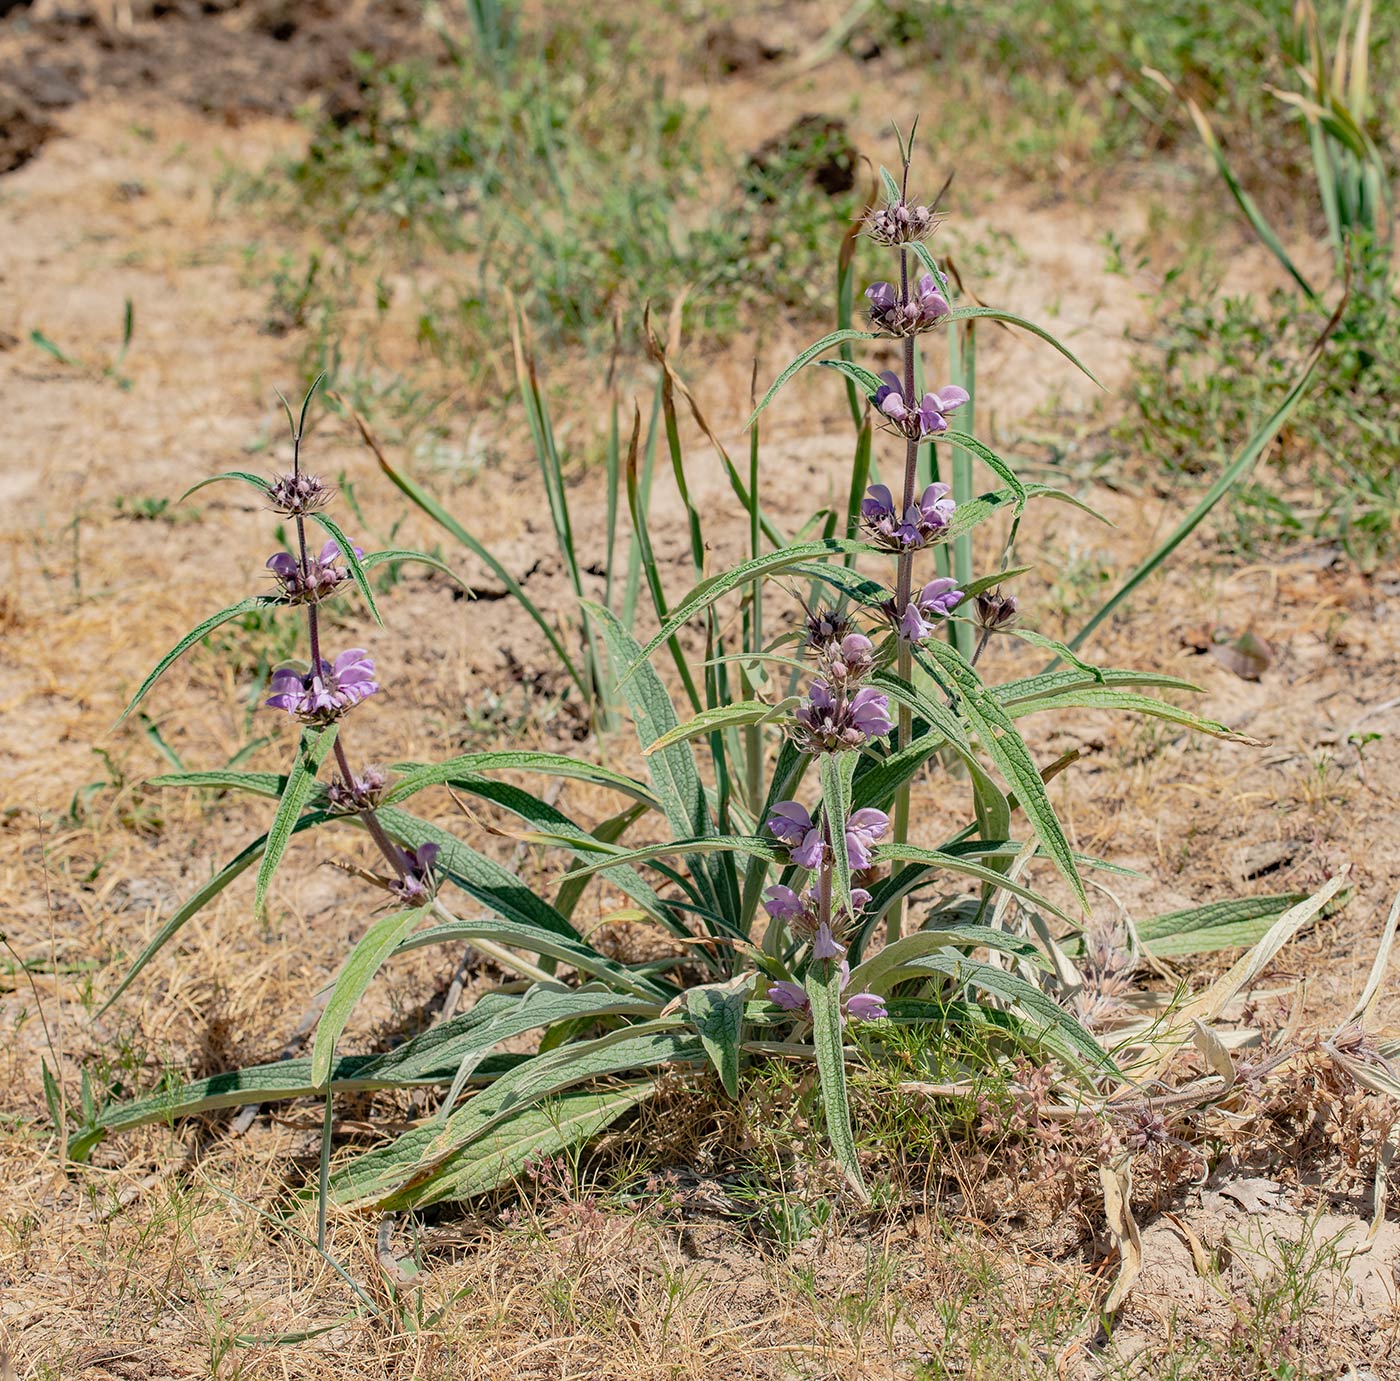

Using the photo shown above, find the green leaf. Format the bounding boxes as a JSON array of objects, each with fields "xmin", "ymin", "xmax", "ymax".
[
  {"xmin": 645, "ymin": 700, "xmax": 795, "ymax": 754},
  {"xmin": 1004, "ymin": 629, "xmax": 1105, "ymax": 683},
  {"xmin": 309, "ymin": 512, "xmax": 382, "ymax": 626},
  {"xmin": 1012, "ymin": 687, "xmax": 1254, "ymax": 742},
  {"xmin": 383, "ymin": 751, "xmax": 658, "ymax": 810},
  {"xmin": 117, "ymin": 596, "xmax": 275, "ymax": 723},
  {"xmin": 913, "ymin": 643, "xmax": 1087, "ymax": 912},
  {"xmin": 910, "ymin": 953, "xmax": 1115, "ymax": 1074},
  {"xmin": 849, "ymin": 925, "xmax": 1044, "ymax": 994},
  {"xmin": 559, "ymin": 835, "xmax": 780, "ymax": 884},
  {"xmin": 99, "ymin": 814, "xmax": 332, "ymax": 1014},
  {"xmin": 955, "ymin": 566, "xmax": 1035, "ymax": 608},
  {"xmin": 686, "ymin": 975, "xmax": 752, "ymax": 1097},
  {"xmin": 876, "ymin": 843, "xmax": 1076, "ymax": 923},
  {"xmin": 746, "ymin": 330, "xmax": 880, "ymax": 427},
  {"xmin": 816, "ymin": 358, "xmax": 886, "ymax": 395},
  {"xmin": 254, "ymin": 725, "xmax": 339, "ymax": 921},
  {"xmin": 934, "ymin": 431, "xmax": 1028, "ymax": 508},
  {"xmin": 806, "ymin": 958, "xmax": 867, "ymax": 1198},
  {"xmin": 820, "ymin": 753, "xmax": 858, "ymax": 922},
  {"xmin": 375, "ymin": 806, "xmax": 583, "ymax": 940},
  {"xmin": 994, "ymin": 668, "xmax": 1204, "ymax": 709},
  {"xmin": 943, "ymin": 306, "xmax": 1103, "ymax": 389},
  {"xmin": 177, "ymin": 470, "xmax": 272, "ymax": 503},
  {"xmin": 149, "ymin": 769, "xmax": 287, "ymax": 798},
  {"xmin": 361, "ymin": 548, "xmax": 474, "ymax": 595},
  {"xmin": 326, "ymin": 1024, "xmax": 703, "ymax": 1209},
  {"xmin": 622, "ymin": 540, "xmax": 871, "ymax": 679},
  {"xmin": 310, "ymin": 905, "xmax": 432, "ymax": 1087}
]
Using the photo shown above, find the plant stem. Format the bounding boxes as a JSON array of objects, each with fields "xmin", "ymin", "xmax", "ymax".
[{"xmin": 888, "ymin": 246, "xmax": 920, "ymax": 943}]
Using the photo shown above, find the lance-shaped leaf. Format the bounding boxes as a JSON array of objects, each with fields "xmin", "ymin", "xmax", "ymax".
[
  {"xmin": 645, "ymin": 699, "xmax": 797, "ymax": 754},
  {"xmin": 560, "ymin": 835, "xmax": 780, "ymax": 884},
  {"xmin": 376, "ymin": 806, "xmax": 582, "ymax": 941},
  {"xmin": 876, "ymin": 842, "xmax": 1076, "ymax": 923},
  {"xmin": 100, "ymin": 812, "xmax": 333, "ymax": 1014},
  {"xmin": 849, "ymin": 925, "xmax": 1044, "ymax": 994},
  {"xmin": 1127, "ymin": 893, "xmax": 1314, "ymax": 958},
  {"xmin": 820, "ymin": 752, "xmax": 858, "ymax": 922},
  {"xmin": 392, "ymin": 916, "xmax": 667, "ymax": 1000},
  {"xmin": 310, "ymin": 904, "xmax": 432, "ymax": 1087},
  {"xmin": 816, "ymin": 357, "xmax": 886, "ymax": 395},
  {"xmin": 941, "ymin": 306, "xmax": 1103, "ymax": 389},
  {"xmin": 384, "ymin": 1084, "xmax": 659, "ymax": 1208},
  {"xmin": 255, "ymin": 724, "xmax": 339, "ymax": 921},
  {"xmin": 326, "ymin": 1024, "xmax": 703, "ymax": 1209},
  {"xmin": 806, "ymin": 957, "xmax": 867, "ymax": 1199},
  {"xmin": 1010, "ymin": 687, "xmax": 1256, "ymax": 742},
  {"xmin": 1003, "ymin": 628, "xmax": 1105, "ymax": 683},
  {"xmin": 954, "ymin": 565, "xmax": 1035, "ymax": 608},
  {"xmin": 933, "ymin": 431, "xmax": 1028, "ymax": 508},
  {"xmin": 117, "ymin": 596, "xmax": 277, "ymax": 724},
  {"xmin": 309, "ymin": 511, "xmax": 383, "ymax": 626},
  {"xmin": 746, "ymin": 329, "xmax": 880, "ymax": 427},
  {"xmin": 361, "ymin": 547, "xmax": 474, "ymax": 595},
  {"xmin": 909, "ymin": 953, "xmax": 1115, "ymax": 1074},
  {"xmin": 384, "ymin": 750, "xmax": 658, "ymax": 810},
  {"xmin": 150, "ymin": 769, "xmax": 287, "ymax": 798},
  {"xmin": 177, "ymin": 470, "xmax": 272, "ymax": 503},
  {"xmin": 686, "ymin": 974, "xmax": 753, "ymax": 1098},
  {"xmin": 914, "ymin": 641, "xmax": 1087, "ymax": 912},
  {"xmin": 619, "ymin": 540, "xmax": 871, "ymax": 680},
  {"xmin": 994, "ymin": 667, "xmax": 1204, "ymax": 709}
]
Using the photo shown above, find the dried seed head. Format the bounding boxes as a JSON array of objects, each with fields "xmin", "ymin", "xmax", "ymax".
[{"xmin": 975, "ymin": 589, "xmax": 1019, "ymax": 631}]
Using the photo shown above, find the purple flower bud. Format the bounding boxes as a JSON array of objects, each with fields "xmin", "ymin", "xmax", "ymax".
[
  {"xmin": 822, "ymin": 632, "xmax": 875, "ymax": 685},
  {"xmin": 896, "ymin": 577, "xmax": 965, "ymax": 645},
  {"xmin": 792, "ymin": 679, "xmax": 892, "ymax": 753},
  {"xmin": 844, "ymin": 991, "xmax": 888, "ymax": 1022},
  {"xmin": 392, "ymin": 841, "xmax": 440, "ymax": 903},
  {"xmin": 266, "ymin": 648, "xmax": 381, "ymax": 723},
  {"xmin": 850, "ymin": 887, "xmax": 872, "ymax": 913},
  {"xmin": 867, "ymin": 273, "xmax": 951, "ymax": 336},
  {"xmin": 975, "ymin": 590, "xmax": 1019, "ymax": 630},
  {"xmin": 325, "ymin": 765, "xmax": 387, "ymax": 814},
  {"xmin": 267, "ymin": 472, "xmax": 333, "ymax": 517},
  {"xmin": 845, "ymin": 808, "xmax": 890, "ymax": 869},
  {"xmin": 768, "ymin": 980, "xmax": 810, "ymax": 1014},
  {"xmin": 267, "ymin": 538, "xmax": 365, "ymax": 605},
  {"xmin": 866, "ymin": 198, "xmax": 936, "ymax": 246},
  {"xmin": 811, "ymin": 922, "xmax": 845, "ymax": 960}
]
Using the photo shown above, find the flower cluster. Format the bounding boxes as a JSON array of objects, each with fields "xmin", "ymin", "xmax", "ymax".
[
  {"xmin": 325, "ymin": 765, "xmax": 388, "ymax": 814},
  {"xmin": 974, "ymin": 588, "xmax": 1019, "ymax": 631},
  {"xmin": 791, "ymin": 680, "xmax": 893, "ymax": 753},
  {"xmin": 865, "ymin": 197, "xmax": 937, "ymax": 246},
  {"xmin": 267, "ymin": 539, "xmax": 362, "ymax": 604},
  {"xmin": 865, "ymin": 273, "xmax": 951, "ymax": 336},
  {"xmin": 267, "ymin": 471, "xmax": 333, "ymax": 517},
  {"xmin": 767, "ymin": 962, "xmax": 887, "ymax": 1022},
  {"xmin": 266, "ymin": 648, "xmax": 380, "ymax": 723},
  {"xmin": 860, "ymin": 481, "xmax": 957, "ymax": 552},
  {"xmin": 871, "ymin": 372, "xmax": 969, "ymax": 441},
  {"xmin": 392, "ymin": 842, "xmax": 440, "ymax": 904},
  {"xmin": 765, "ymin": 802, "xmax": 890, "ymax": 872},
  {"xmin": 893, "ymin": 576, "xmax": 964, "ymax": 642}
]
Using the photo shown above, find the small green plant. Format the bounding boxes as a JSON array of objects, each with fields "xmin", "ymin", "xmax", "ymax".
[{"xmin": 29, "ymin": 298, "xmax": 136, "ymax": 389}]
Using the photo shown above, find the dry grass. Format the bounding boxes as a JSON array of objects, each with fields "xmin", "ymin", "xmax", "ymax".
[{"xmin": 1, "ymin": 37, "xmax": 1399, "ymax": 1379}]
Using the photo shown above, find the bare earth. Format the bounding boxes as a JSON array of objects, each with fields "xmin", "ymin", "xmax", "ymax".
[{"xmin": 2, "ymin": 11, "xmax": 1399, "ymax": 1379}]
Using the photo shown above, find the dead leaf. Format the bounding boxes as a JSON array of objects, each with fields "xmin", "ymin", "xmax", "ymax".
[
  {"xmin": 1210, "ymin": 629, "xmax": 1273, "ymax": 680},
  {"xmin": 1100, "ymin": 1154, "xmax": 1142, "ymax": 1313}
]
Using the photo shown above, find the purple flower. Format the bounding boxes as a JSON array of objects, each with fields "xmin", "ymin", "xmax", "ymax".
[
  {"xmin": 793, "ymin": 680, "xmax": 892, "ymax": 753},
  {"xmin": 768, "ymin": 980, "xmax": 810, "ymax": 1015},
  {"xmin": 765, "ymin": 801, "xmax": 826, "ymax": 870},
  {"xmin": 850, "ymin": 887, "xmax": 872, "ymax": 913},
  {"xmin": 392, "ymin": 841, "xmax": 440, "ymax": 903},
  {"xmin": 267, "ymin": 539, "xmax": 364, "ymax": 604},
  {"xmin": 844, "ymin": 991, "xmax": 888, "ymax": 1022},
  {"xmin": 762, "ymin": 884, "xmax": 809, "ymax": 924},
  {"xmin": 860, "ymin": 481, "xmax": 958, "ymax": 552},
  {"xmin": 870, "ymin": 373, "xmax": 969, "ymax": 440},
  {"xmin": 897, "ymin": 576, "xmax": 965, "ymax": 643},
  {"xmin": 811, "ymin": 922, "xmax": 845, "ymax": 960},
  {"xmin": 865, "ymin": 273, "xmax": 951, "ymax": 336},
  {"xmin": 266, "ymin": 648, "xmax": 380, "ymax": 723},
  {"xmin": 823, "ymin": 632, "xmax": 875, "ymax": 684},
  {"xmin": 845, "ymin": 809, "xmax": 890, "ymax": 869}
]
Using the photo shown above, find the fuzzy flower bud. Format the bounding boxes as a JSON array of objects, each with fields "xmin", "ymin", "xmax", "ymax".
[
  {"xmin": 267, "ymin": 538, "xmax": 364, "ymax": 605},
  {"xmin": 266, "ymin": 648, "xmax": 380, "ymax": 723},
  {"xmin": 866, "ymin": 197, "xmax": 936, "ymax": 246},
  {"xmin": 267, "ymin": 472, "xmax": 333, "ymax": 517},
  {"xmin": 325, "ymin": 765, "xmax": 387, "ymax": 814},
  {"xmin": 975, "ymin": 589, "xmax": 1019, "ymax": 631},
  {"xmin": 391, "ymin": 842, "xmax": 440, "ymax": 904}
]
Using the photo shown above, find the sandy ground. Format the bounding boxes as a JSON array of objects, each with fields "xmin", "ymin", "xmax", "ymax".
[{"xmin": 2, "ymin": 13, "xmax": 1400, "ymax": 1378}]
